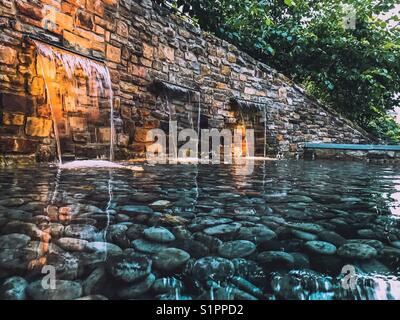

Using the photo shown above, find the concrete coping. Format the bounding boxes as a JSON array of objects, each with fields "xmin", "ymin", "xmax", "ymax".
[{"xmin": 304, "ymin": 143, "xmax": 400, "ymax": 151}]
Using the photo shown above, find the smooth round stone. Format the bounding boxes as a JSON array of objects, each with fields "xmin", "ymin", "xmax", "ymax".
[
  {"xmin": 292, "ymin": 230, "xmax": 318, "ymax": 241},
  {"xmin": 105, "ymin": 224, "xmax": 130, "ymax": 248},
  {"xmin": 0, "ymin": 276, "xmax": 28, "ymax": 300},
  {"xmin": 305, "ymin": 241, "xmax": 337, "ymax": 255},
  {"xmin": 193, "ymin": 233, "xmax": 223, "ymax": 252},
  {"xmin": 45, "ymin": 250, "xmax": 81, "ymax": 280},
  {"xmin": 261, "ymin": 216, "xmax": 286, "ymax": 225},
  {"xmin": 57, "ymin": 238, "xmax": 89, "ymax": 252},
  {"xmin": 83, "ymin": 267, "xmax": 106, "ymax": 296},
  {"xmin": 0, "ymin": 248, "xmax": 37, "ymax": 272},
  {"xmin": 232, "ymin": 258, "xmax": 266, "ymax": 287},
  {"xmin": 64, "ymin": 224, "xmax": 97, "ymax": 240},
  {"xmin": 50, "ymin": 223, "xmax": 64, "ymax": 238},
  {"xmin": 120, "ymin": 205, "xmax": 154, "ymax": 215},
  {"xmin": 152, "ymin": 277, "xmax": 184, "ymax": 294},
  {"xmin": 132, "ymin": 239, "xmax": 168, "ymax": 254},
  {"xmin": 257, "ymin": 251, "xmax": 295, "ymax": 269},
  {"xmin": 126, "ymin": 224, "xmax": 146, "ymax": 240},
  {"xmin": 291, "ymin": 252, "xmax": 311, "ymax": 269},
  {"xmin": 317, "ymin": 231, "xmax": 346, "ymax": 247},
  {"xmin": 0, "ymin": 198, "xmax": 25, "ymax": 207},
  {"xmin": 174, "ymin": 239, "xmax": 209, "ymax": 258},
  {"xmin": 0, "ymin": 233, "xmax": 31, "ymax": 249},
  {"xmin": 117, "ymin": 273, "xmax": 156, "ymax": 299},
  {"xmin": 106, "ymin": 254, "xmax": 152, "ymax": 283},
  {"xmin": 390, "ymin": 241, "xmax": 400, "ymax": 249},
  {"xmin": 203, "ymin": 222, "xmax": 242, "ymax": 236},
  {"xmin": 237, "ymin": 225, "xmax": 276, "ymax": 243},
  {"xmin": 288, "ymin": 223, "xmax": 324, "ymax": 234},
  {"xmin": 144, "ymin": 227, "xmax": 175, "ymax": 243},
  {"xmin": 6, "ymin": 210, "xmax": 32, "ymax": 221},
  {"xmin": 149, "ymin": 200, "xmax": 172, "ymax": 210},
  {"xmin": 218, "ymin": 240, "xmax": 256, "ymax": 259},
  {"xmin": 3, "ymin": 221, "xmax": 43, "ymax": 239},
  {"xmin": 27, "ymin": 280, "xmax": 82, "ymax": 300},
  {"xmin": 234, "ymin": 208, "xmax": 256, "ymax": 215},
  {"xmin": 346, "ymin": 239, "xmax": 384, "ymax": 251},
  {"xmin": 193, "ymin": 257, "xmax": 235, "ymax": 282},
  {"xmin": 153, "ymin": 248, "xmax": 190, "ymax": 272},
  {"xmin": 188, "ymin": 217, "xmax": 233, "ymax": 231},
  {"xmin": 357, "ymin": 229, "xmax": 377, "ymax": 239},
  {"xmin": 337, "ymin": 243, "xmax": 378, "ymax": 260},
  {"xmin": 85, "ymin": 242, "xmax": 123, "ymax": 254}
]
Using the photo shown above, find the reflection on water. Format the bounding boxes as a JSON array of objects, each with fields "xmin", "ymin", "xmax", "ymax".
[{"xmin": 0, "ymin": 160, "xmax": 400, "ymax": 300}]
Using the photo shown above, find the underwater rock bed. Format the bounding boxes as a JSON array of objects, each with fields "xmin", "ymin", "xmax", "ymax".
[{"xmin": 0, "ymin": 161, "xmax": 400, "ymax": 300}]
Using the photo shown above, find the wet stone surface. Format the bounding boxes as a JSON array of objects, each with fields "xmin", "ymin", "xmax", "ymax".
[{"xmin": 0, "ymin": 161, "xmax": 399, "ymax": 300}]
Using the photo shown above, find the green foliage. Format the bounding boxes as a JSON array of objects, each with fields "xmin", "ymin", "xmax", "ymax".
[
  {"xmin": 162, "ymin": 0, "xmax": 400, "ymax": 142},
  {"xmin": 368, "ymin": 113, "xmax": 400, "ymax": 143}
]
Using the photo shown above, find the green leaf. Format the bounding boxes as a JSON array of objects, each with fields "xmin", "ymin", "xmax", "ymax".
[{"xmin": 284, "ymin": 0, "xmax": 293, "ymax": 6}]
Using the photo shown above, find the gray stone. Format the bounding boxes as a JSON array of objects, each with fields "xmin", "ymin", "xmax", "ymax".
[
  {"xmin": 193, "ymin": 257, "xmax": 235, "ymax": 282},
  {"xmin": 57, "ymin": 238, "xmax": 89, "ymax": 252},
  {"xmin": 257, "ymin": 251, "xmax": 295, "ymax": 269},
  {"xmin": 120, "ymin": 205, "xmax": 154, "ymax": 215},
  {"xmin": 116, "ymin": 273, "xmax": 156, "ymax": 299},
  {"xmin": 0, "ymin": 276, "xmax": 28, "ymax": 300},
  {"xmin": 126, "ymin": 224, "xmax": 146, "ymax": 240},
  {"xmin": 27, "ymin": 280, "xmax": 82, "ymax": 300},
  {"xmin": 0, "ymin": 233, "xmax": 30, "ymax": 249},
  {"xmin": 288, "ymin": 222, "xmax": 324, "ymax": 233},
  {"xmin": 292, "ymin": 230, "xmax": 318, "ymax": 241},
  {"xmin": 106, "ymin": 254, "xmax": 152, "ymax": 283},
  {"xmin": 188, "ymin": 217, "xmax": 233, "ymax": 231},
  {"xmin": 337, "ymin": 243, "xmax": 378, "ymax": 260},
  {"xmin": 203, "ymin": 222, "xmax": 242, "ymax": 236},
  {"xmin": 153, "ymin": 248, "xmax": 190, "ymax": 272},
  {"xmin": 237, "ymin": 225, "xmax": 276, "ymax": 243},
  {"xmin": 305, "ymin": 241, "xmax": 337, "ymax": 255},
  {"xmin": 144, "ymin": 226, "xmax": 176, "ymax": 243},
  {"xmin": 317, "ymin": 231, "xmax": 346, "ymax": 247},
  {"xmin": 149, "ymin": 200, "xmax": 172, "ymax": 210},
  {"xmin": 132, "ymin": 239, "xmax": 168, "ymax": 254},
  {"xmin": 85, "ymin": 242, "xmax": 123, "ymax": 254},
  {"xmin": 83, "ymin": 267, "xmax": 107, "ymax": 296},
  {"xmin": 218, "ymin": 240, "xmax": 256, "ymax": 259},
  {"xmin": 64, "ymin": 224, "xmax": 97, "ymax": 241}
]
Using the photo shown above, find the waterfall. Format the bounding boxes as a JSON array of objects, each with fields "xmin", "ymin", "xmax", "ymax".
[
  {"xmin": 33, "ymin": 40, "xmax": 115, "ymax": 162},
  {"xmin": 165, "ymin": 93, "xmax": 177, "ymax": 160},
  {"xmin": 263, "ymin": 107, "xmax": 267, "ymax": 158},
  {"xmin": 197, "ymin": 92, "xmax": 201, "ymax": 153},
  {"xmin": 37, "ymin": 54, "xmax": 63, "ymax": 164}
]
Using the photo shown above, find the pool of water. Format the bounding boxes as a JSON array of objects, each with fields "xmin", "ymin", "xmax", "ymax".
[{"xmin": 0, "ymin": 160, "xmax": 400, "ymax": 300}]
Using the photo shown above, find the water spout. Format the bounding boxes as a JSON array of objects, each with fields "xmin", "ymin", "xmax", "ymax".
[{"xmin": 33, "ymin": 40, "xmax": 115, "ymax": 162}]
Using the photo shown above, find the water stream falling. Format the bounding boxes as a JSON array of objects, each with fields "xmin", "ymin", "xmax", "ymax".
[
  {"xmin": 197, "ymin": 92, "xmax": 201, "ymax": 152},
  {"xmin": 33, "ymin": 40, "xmax": 115, "ymax": 163},
  {"xmin": 263, "ymin": 107, "xmax": 267, "ymax": 158}
]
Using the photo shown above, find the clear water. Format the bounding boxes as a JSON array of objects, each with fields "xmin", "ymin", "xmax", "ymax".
[{"xmin": 0, "ymin": 160, "xmax": 400, "ymax": 300}]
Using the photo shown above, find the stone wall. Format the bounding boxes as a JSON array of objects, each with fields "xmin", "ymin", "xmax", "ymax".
[{"xmin": 0, "ymin": 0, "xmax": 375, "ymax": 164}]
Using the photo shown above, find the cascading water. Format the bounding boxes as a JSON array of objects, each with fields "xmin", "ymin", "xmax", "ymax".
[
  {"xmin": 33, "ymin": 40, "xmax": 115, "ymax": 163},
  {"xmin": 165, "ymin": 93, "xmax": 178, "ymax": 160},
  {"xmin": 197, "ymin": 92, "xmax": 201, "ymax": 151},
  {"xmin": 263, "ymin": 107, "xmax": 267, "ymax": 158}
]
